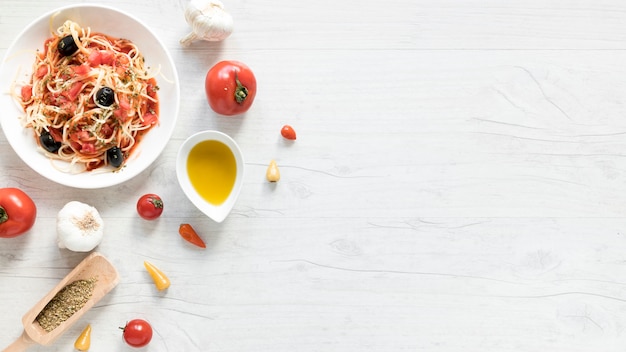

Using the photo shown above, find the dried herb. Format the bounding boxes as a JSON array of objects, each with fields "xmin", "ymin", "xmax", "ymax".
[{"xmin": 35, "ymin": 277, "xmax": 97, "ymax": 332}]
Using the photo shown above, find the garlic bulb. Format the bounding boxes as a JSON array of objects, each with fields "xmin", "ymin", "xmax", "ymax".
[
  {"xmin": 180, "ymin": 0, "xmax": 234, "ymax": 46},
  {"xmin": 57, "ymin": 201, "xmax": 104, "ymax": 252}
]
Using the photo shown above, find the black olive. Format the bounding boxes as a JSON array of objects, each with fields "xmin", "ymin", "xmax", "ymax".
[
  {"xmin": 107, "ymin": 146, "xmax": 124, "ymax": 168},
  {"xmin": 95, "ymin": 87, "xmax": 115, "ymax": 106},
  {"xmin": 39, "ymin": 130, "xmax": 62, "ymax": 153},
  {"xmin": 57, "ymin": 35, "xmax": 79, "ymax": 56}
]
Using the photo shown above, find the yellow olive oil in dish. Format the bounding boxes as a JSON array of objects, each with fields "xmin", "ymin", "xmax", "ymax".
[{"xmin": 186, "ymin": 140, "xmax": 237, "ymax": 205}]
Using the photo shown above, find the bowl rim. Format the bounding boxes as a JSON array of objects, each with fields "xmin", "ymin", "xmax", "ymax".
[
  {"xmin": 176, "ymin": 130, "xmax": 245, "ymax": 223},
  {"xmin": 0, "ymin": 3, "xmax": 180, "ymax": 189}
]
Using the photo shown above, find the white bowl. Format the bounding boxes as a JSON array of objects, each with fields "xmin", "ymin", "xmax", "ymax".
[
  {"xmin": 0, "ymin": 4, "xmax": 180, "ymax": 189},
  {"xmin": 176, "ymin": 131, "xmax": 244, "ymax": 223}
]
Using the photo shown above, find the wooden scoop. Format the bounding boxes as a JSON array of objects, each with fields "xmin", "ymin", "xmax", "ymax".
[{"xmin": 3, "ymin": 252, "xmax": 119, "ymax": 351}]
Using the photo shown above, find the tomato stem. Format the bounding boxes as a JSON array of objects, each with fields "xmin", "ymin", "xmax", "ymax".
[
  {"xmin": 234, "ymin": 72, "xmax": 248, "ymax": 104},
  {"xmin": 0, "ymin": 206, "xmax": 7, "ymax": 224},
  {"xmin": 150, "ymin": 198, "xmax": 163, "ymax": 209}
]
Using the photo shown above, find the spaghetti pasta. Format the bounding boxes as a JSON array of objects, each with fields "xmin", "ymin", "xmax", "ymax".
[{"xmin": 17, "ymin": 20, "xmax": 160, "ymax": 172}]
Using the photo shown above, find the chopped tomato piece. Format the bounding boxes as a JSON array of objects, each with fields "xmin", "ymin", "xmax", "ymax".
[
  {"xmin": 147, "ymin": 80, "xmax": 158, "ymax": 99},
  {"xmin": 63, "ymin": 82, "xmax": 83, "ymax": 101},
  {"xmin": 80, "ymin": 143, "xmax": 97, "ymax": 154},
  {"xmin": 87, "ymin": 50, "xmax": 101, "ymax": 67},
  {"xmin": 148, "ymin": 99, "xmax": 158, "ymax": 115},
  {"xmin": 54, "ymin": 93, "xmax": 67, "ymax": 105},
  {"xmin": 114, "ymin": 55, "xmax": 130, "ymax": 76},
  {"xmin": 100, "ymin": 124, "xmax": 114, "ymax": 139},
  {"xmin": 35, "ymin": 65, "xmax": 48, "ymax": 79},
  {"xmin": 100, "ymin": 50, "xmax": 115, "ymax": 66},
  {"xmin": 60, "ymin": 102, "xmax": 77, "ymax": 114},
  {"xmin": 41, "ymin": 38, "xmax": 54, "ymax": 58},
  {"xmin": 70, "ymin": 141, "xmax": 81, "ymax": 151},
  {"xmin": 119, "ymin": 95, "xmax": 131, "ymax": 111},
  {"xmin": 70, "ymin": 131, "xmax": 90, "ymax": 143},
  {"xmin": 114, "ymin": 108, "xmax": 131, "ymax": 122},
  {"xmin": 118, "ymin": 44, "xmax": 133, "ymax": 54},
  {"xmin": 142, "ymin": 112, "xmax": 158, "ymax": 126},
  {"xmin": 71, "ymin": 64, "xmax": 91, "ymax": 76},
  {"xmin": 49, "ymin": 128, "xmax": 63, "ymax": 142},
  {"xmin": 111, "ymin": 95, "xmax": 131, "ymax": 121},
  {"xmin": 20, "ymin": 85, "xmax": 33, "ymax": 102}
]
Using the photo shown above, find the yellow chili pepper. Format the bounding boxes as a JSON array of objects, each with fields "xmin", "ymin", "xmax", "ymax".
[
  {"xmin": 144, "ymin": 260, "xmax": 171, "ymax": 291},
  {"xmin": 74, "ymin": 324, "xmax": 91, "ymax": 351}
]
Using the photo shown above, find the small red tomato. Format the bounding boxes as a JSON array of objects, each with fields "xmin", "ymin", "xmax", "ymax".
[
  {"xmin": 280, "ymin": 125, "xmax": 297, "ymax": 140},
  {"xmin": 205, "ymin": 60, "xmax": 257, "ymax": 116},
  {"xmin": 137, "ymin": 194, "xmax": 164, "ymax": 220},
  {"xmin": 122, "ymin": 319, "xmax": 153, "ymax": 348}
]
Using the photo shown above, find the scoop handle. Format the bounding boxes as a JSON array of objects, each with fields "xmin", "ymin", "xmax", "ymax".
[{"xmin": 2, "ymin": 331, "xmax": 34, "ymax": 352}]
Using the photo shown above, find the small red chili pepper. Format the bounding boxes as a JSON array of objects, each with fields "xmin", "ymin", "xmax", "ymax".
[
  {"xmin": 179, "ymin": 223, "xmax": 206, "ymax": 248},
  {"xmin": 280, "ymin": 125, "xmax": 296, "ymax": 140}
]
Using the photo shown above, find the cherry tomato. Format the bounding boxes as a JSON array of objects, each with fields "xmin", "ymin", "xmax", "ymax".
[
  {"xmin": 137, "ymin": 194, "xmax": 163, "ymax": 220},
  {"xmin": 179, "ymin": 223, "xmax": 206, "ymax": 248},
  {"xmin": 0, "ymin": 188, "xmax": 36, "ymax": 238},
  {"xmin": 122, "ymin": 319, "xmax": 153, "ymax": 348},
  {"xmin": 280, "ymin": 125, "xmax": 297, "ymax": 140},
  {"xmin": 205, "ymin": 60, "xmax": 257, "ymax": 116}
]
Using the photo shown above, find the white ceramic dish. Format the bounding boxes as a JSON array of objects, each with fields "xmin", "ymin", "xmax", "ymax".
[
  {"xmin": 0, "ymin": 4, "xmax": 180, "ymax": 189},
  {"xmin": 176, "ymin": 131, "xmax": 244, "ymax": 223}
]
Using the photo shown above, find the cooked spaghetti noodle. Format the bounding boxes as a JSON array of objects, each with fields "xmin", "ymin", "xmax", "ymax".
[{"xmin": 17, "ymin": 20, "xmax": 159, "ymax": 172}]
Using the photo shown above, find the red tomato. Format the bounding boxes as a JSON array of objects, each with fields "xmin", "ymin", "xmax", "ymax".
[
  {"xmin": 137, "ymin": 194, "xmax": 164, "ymax": 220},
  {"xmin": 205, "ymin": 60, "xmax": 257, "ymax": 116},
  {"xmin": 122, "ymin": 319, "xmax": 153, "ymax": 348},
  {"xmin": 21, "ymin": 85, "xmax": 33, "ymax": 102},
  {"xmin": 0, "ymin": 188, "xmax": 37, "ymax": 238}
]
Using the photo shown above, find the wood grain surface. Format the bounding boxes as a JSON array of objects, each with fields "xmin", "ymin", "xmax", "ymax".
[{"xmin": 2, "ymin": 0, "xmax": 626, "ymax": 351}]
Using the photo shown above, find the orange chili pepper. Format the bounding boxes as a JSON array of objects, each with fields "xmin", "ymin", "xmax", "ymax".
[
  {"xmin": 74, "ymin": 324, "xmax": 91, "ymax": 351},
  {"xmin": 179, "ymin": 223, "xmax": 206, "ymax": 248},
  {"xmin": 280, "ymin": 125, "xmax": 296, "ymax": 140},
  {"xmin": 144, "ymin": 261, "xmax": 171, "ymax": 291}
]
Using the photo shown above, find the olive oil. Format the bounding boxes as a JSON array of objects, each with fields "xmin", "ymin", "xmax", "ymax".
[{"xmin": 187, "ymin": 140, "xmax": 236, "ymax": 205}]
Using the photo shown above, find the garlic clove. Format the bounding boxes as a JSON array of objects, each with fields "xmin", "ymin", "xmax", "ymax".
[
  {"xmin": 180, "ymin": 0, "xmax": 234, "ymax": 46},
  {"xmin": 266, "ymin": 160, "xmax": 280, "ymax": 182}
]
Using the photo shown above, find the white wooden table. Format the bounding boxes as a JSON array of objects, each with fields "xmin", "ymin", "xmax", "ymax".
[{"xmin": 2, "ymin": 0, "xmax": 626, "ymax": 351}]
